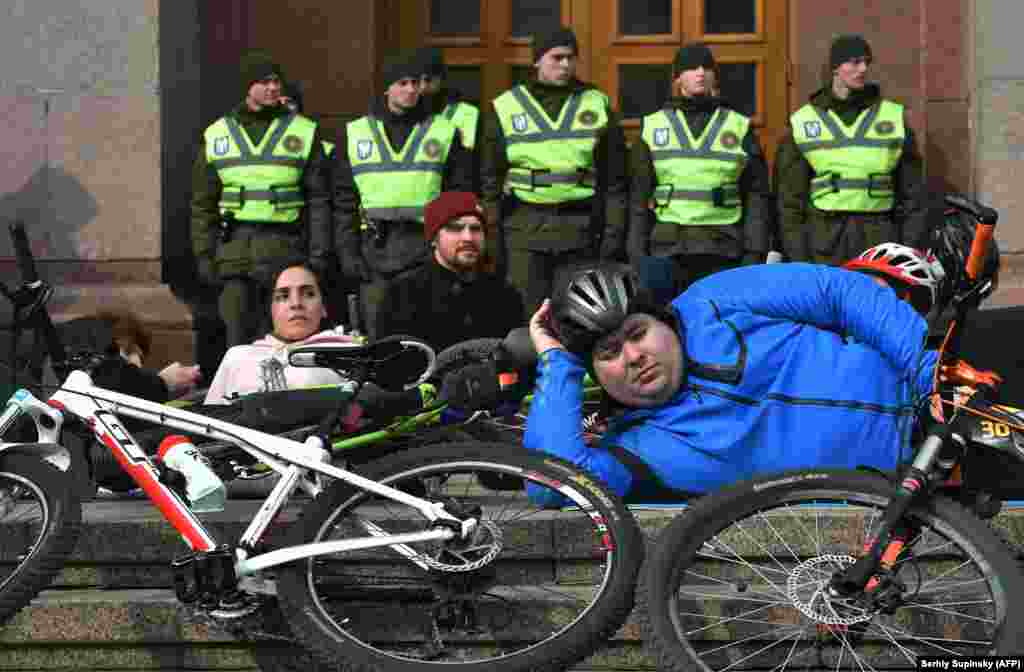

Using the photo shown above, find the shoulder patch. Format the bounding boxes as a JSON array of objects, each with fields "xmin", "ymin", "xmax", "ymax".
[
  {"xmin": 874, "ymin": 120, "xmax": 895, "ymax": 135},
  {"xmin": 720, "ymin": 131, "xmax": 739, "ymax": 148},
  {"xmin": 283, "ymin": 135, "xmax": 304, "ymax": 153},
  {"xmin": 213, "ymin": 136, "xmax": 230, "ymax": 156},
  {"xmin": 578, "ymin": 110, "xmax": 598, "ymax": 126},
  {"xmin": 423, "ymin": 138, "xmax": 443, "ymax": 158}
]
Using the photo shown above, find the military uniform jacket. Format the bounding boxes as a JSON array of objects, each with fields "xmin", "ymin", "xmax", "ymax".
[
  {"xmin": 480, "ymin": 78, "xmax": 629, "ymax": 259},
  {"xmin": 332, "ymin": 99, "xmax": 473, "ymax": 280},
  {"xmin": 775, "ymin": 84, "xmax": 927, "ymax": 264},
  {"xmin": 190, "ymin": 103, "xmax": 331, "ymax": 279},
  {"xmin": 628, "ymin": 97, "xmax": 770, "ymax": 262}
]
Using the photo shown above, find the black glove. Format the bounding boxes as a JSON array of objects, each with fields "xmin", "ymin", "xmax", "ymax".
[{"xmin": 439, "ymin": 361, "xmax": 501, "ymax": 412}]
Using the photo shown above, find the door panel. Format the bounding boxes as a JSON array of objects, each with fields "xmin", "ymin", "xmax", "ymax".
[{"xmin": 420, "ymin": 0, "xmax": 787, "ymax": 164}]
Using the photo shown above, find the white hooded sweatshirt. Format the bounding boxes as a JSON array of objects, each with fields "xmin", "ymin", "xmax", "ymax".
[{"xmin": 203, "ymin": 328, "xmax": 358, "ymax": 405}]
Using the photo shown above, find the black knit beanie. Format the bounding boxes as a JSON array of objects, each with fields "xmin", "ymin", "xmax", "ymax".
[
  {"xmin": 532, "ymin": 26, "xmax": 578, "ymax": 63},
  {"xmin": 240, "ymin": 49, "xmax": 283, "ymax": 98},
  {"xmin": 673, "ymin": 42, "xmax": 716, "ymax": 75},
  {"xmin": 829, "ymin": 34, "xmax": 873, "ymax": 70},
  {"xmin": 418, "ymin": 46, "xmax": 447, "ymax": 79},
  {"xmin": 380, "ymin": 49, "xmax": 424, "ymax": 91}
]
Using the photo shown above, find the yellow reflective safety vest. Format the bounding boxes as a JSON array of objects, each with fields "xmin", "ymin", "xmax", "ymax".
[
  {"xmin": 443, "ymin": 101, "xmax": 479, "ymax": 150},
  {"xmin": 642, "ymin": 107, "xmax": 750, "ymax": 226},
  {"xmin": 493, "ymin": 85, "xmax": 608, "ymax": 204},
  {"xmin": 205, "ymin": 113, "xmax": 316, "ymax": 223},
  {"xmin": 791, "ymin": 100, "xmax": 905, "ymax": 212},
  {"xmin": 347, "ymin": 114, "xmax": 456, "ymax": 223}
]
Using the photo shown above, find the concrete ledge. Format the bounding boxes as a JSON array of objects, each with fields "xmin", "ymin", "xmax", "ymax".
[{"xmin": 0, "ymin": 501, "xmax": 1020, "ymax": 670}]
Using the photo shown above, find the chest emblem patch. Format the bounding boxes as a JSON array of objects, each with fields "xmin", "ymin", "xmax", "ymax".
[
  {"xmin": 803, "ymin": 121, "xmax": 822, "ymax": 139},
  {"xmin": 356, "ymin": 140, "xmax": 373, "ymax": 160},
  {"xmin": 213, "ymin": 136, "xmax": 230, "ymax": 156},
  {"xmin": 423, "ymin": 138, "xmax": 443, "ymax": 158},
  {"xmin": 511, "ymin": 113, "xmax": 529, "ymax": 133},
  {"xmin": 653, "ymin": 128, "xmax": 670, "ymax": 147}
]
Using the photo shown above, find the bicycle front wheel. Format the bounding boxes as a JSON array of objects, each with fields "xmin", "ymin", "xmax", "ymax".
[
  {"xmin": 0, "ymin": 454, "xmax": 82, "ymax": 625},
  {"xmin": 277, "ymin": 442, "xmax": 643, "ymax": 672},
  {"xmin": 645, "ymin": 469, "xmax": 1024, "ymax": 670}
]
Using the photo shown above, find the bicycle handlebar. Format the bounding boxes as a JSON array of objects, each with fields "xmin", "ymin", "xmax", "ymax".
[
  {"xmin": 944, "ymin": 194, "xmax": 998, "ymax": 227},
  {"xmin": 9, "ymin": 222, "xmax": 40, "ymax": 284},
  {"xmin": 8, "ymin": 222, "xmax": 66, "ymax": 370}
]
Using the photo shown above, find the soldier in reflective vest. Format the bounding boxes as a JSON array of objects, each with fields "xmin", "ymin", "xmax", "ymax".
[
  {"xmin": 481, "ymin": 26, "xmax": 629, "ymax": 320},
  {"xmin": 191, "ymin": 50, "xmax": 331, "ymax": 350},
  {"xmin": 333, "ymin": 50, "xmax": 472, "ymax": 340},
  {"xmin": 628, "ymin": 43, "xmax": 771, "ymax": 298},
  {"xmin": 418, "ymin": 47, "xmax": 480, "ymax": 179},
  {"xmin": 775, "ymin": 34, "xmax": 926, "ymax": 265}
]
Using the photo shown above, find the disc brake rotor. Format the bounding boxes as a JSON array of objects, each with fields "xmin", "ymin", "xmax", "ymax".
[{"xmin": 787, "ymin": 554, "xmax": 876, "ymax": 626}]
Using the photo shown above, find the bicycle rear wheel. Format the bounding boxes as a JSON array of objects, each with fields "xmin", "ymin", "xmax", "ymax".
[
  {"xmin": 277, "ymin": 442, "xmax": 643, "ymax": 672},
  {"xmin": 0, "ymin": 454, "xmax": 82, "ymax": 625},
  {"xmin": 644, "ymin": 469, "xmax": 1024, "ymax": 670}
]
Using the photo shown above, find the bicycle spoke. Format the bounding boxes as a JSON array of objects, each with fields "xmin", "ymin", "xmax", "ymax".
[{"xmin": 713, "ymin": 624, "xmax": 808, "ymax": 672}]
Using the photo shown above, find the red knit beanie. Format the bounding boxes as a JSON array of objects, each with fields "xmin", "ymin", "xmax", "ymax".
[{"xmin": 424, "ymin": 191, "xmax": 485, "ymax": 241}]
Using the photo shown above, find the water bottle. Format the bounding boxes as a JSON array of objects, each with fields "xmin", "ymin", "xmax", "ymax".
[{"xmin": 157, "ymin": 435, "xmax": 227, "ymax": 513}]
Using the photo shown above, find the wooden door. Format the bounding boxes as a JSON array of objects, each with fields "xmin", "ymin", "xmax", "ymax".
[
  {"xmin": 408, "ymin": 0, "xmax": 787, "ymax": 163},
  {"xmin": 588, "ymin": 0, "xmax": 788, "ymax": 162}
]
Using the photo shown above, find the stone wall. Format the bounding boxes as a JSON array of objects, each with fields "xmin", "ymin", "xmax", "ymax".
[
  {"xmin": 975, "ymin": 0, "xmax": 1024, "ymax": 254},
  {"xmin": 0, "ymin": 0, "xmax": 192, "ymax": 369}
]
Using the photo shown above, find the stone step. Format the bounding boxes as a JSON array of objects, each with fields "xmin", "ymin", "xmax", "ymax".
[
  {"xmin": 0, "ymin": 588, "xmax": 651, "ymax": 671},
  {"xmin": 0, "ymin": 500, "xmax": 1019, "ymax": 670},
  {"xmin": 21, "ymin": 500, "xmax": 1024, "ymax": 587}
]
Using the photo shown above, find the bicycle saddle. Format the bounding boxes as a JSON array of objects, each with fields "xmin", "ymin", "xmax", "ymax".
[{"xmin": 289, "ymin": 334, "xmax": 435, "ymax": 391}]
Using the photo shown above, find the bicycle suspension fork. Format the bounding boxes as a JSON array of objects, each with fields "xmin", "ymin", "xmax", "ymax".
[{"xmin": 830, "ymin": 426, "xmax": 960, "ymax": 596}]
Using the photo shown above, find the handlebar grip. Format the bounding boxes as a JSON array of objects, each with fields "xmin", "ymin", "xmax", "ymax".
[
  {"xmin": 944, "ymin": 194, "xmax": 999, "ymax": 226},
  {"xmin": 966, "ymin": 223, "xmax": 995, "ymax": 281},
  {"xmin": 9, "ymin": 222, "xmax": 39, "ymax": 283}
]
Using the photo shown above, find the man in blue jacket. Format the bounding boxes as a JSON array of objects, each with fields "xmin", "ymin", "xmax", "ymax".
[{"xmin": 513, "ymin": 261, "xmax": 993, "ymax": 501}]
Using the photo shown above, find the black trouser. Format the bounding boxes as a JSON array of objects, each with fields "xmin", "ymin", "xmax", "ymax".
[{"xmin": 503, "ymin": 202, "xmax": 596, "ymax": 319}]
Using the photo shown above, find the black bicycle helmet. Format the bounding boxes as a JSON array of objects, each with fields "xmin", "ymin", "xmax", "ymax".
[
  {"xmin": 551, "ymin": 263, "xmax": 678, "ymax": 358},
  {"xmin": 929, "ymin": 204, "xmax": 1000, "ymax": 306}
]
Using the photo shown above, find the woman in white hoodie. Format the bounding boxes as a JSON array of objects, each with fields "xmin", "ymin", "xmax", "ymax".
[{"xmin": 204, "ymin": 259, "xmax": 357, "ymax": 404}]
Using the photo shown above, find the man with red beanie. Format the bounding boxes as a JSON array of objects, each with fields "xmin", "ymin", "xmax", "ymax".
[{"xmin": 375, "ymin": 192, "xmax": 524, "ymax": 352}]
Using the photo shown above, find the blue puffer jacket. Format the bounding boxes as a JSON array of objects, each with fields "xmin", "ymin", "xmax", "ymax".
[{"xmin": 524, "ymin": 263, "xmax": 938, "ymax": 499}]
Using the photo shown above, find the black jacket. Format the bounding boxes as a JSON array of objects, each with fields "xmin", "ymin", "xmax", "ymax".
[{"xmin": 375, "ymin": 258, "xmax": 525, "ymax": 353}]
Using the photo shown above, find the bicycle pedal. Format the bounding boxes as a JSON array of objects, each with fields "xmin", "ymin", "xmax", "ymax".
[{"xmin": 208, "ymin": 591, "xmax": 261, "ymax": 620}]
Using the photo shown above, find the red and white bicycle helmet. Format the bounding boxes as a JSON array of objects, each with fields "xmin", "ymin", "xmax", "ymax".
[{"xmin": 843, "ymin": 243, "xmax": 946, "ymax": 315}]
